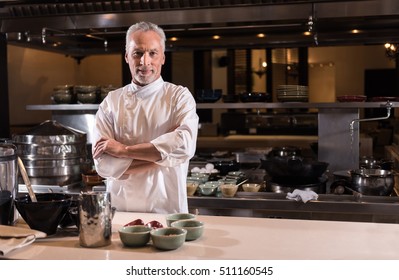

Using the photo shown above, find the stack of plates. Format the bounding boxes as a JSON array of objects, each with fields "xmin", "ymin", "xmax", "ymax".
[{"xmin": 277, "ymin": 85, "xmax": 309, "ymax": 102}]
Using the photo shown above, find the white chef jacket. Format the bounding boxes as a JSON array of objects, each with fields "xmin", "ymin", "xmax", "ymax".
[{"xmin": 92, "ymin": 77, "xmax": 199, "ymax": 214}]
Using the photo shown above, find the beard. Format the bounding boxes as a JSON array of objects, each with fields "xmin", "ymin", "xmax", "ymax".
[{"xmin": 133, "ymin": 66, "xmax": 158, "ymax": 86}]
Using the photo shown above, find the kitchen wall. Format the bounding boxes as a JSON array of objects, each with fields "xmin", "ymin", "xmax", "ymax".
[
  {"xmin": 6, "ymin": 44, "xmax": 395, "ymax": 130},
  {"xmin": 7, "ymin": 45, "xmax": 122, "ymax": 129}
]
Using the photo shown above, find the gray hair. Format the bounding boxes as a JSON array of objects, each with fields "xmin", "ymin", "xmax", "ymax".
[{"xmin": 125, "ymin": 21, "xmax": 166, "ymax": 52}]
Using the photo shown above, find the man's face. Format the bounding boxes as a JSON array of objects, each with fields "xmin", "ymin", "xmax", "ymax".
[{"xmin": 125, "ymin": 30, "xmax": 165, "ymax": 86}]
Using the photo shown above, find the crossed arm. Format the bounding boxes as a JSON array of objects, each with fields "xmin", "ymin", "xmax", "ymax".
[{"xmin": 93, "ymin": 138, "xmax": 161, "ymax": 175}]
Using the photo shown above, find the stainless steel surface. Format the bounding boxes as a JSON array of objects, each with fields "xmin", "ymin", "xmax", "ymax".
[
  {"xmin": 0, "ymin": 143, "xmax": 18, "ymax": 225},
  {"xmin": 12, "ymin": 120, "xmax": 87, "ymax": 186},
  {"xmin": 318, "ymin": 108, "xmax": 359, "ymax": 173},
  {"xmin": 350, "ymin": 102, "xmax": 393, "ymax": 130},
  {"xmin": 26, "ymin": 104, "xmax": 99, "ymax": 111},
  {"xmin": 27, "ymin": 101, "xmax": 399, "ymax": 110},
  {"xmin": 18, "ymin": 183, "xmax": 74, "ymax": 194},
  {"xmin": 188, "ymin": 192, "xmax": 399, "ymax": 223},
  {"xmin": 2, "ymin": 1, "xmax": 399, "ymax": 54},
  {"xmin": 350, "ymin": 168, "xmax": 394, "ymax": 196},
  {"xmin": 52, "ymin": 113, "xmax": 96, "ymax": 144},
  {"xmin": 12, "ymin": 119, "xmax": 86, "ymax": 145},
  {"xmin": 79, "ymin": 191, "xmax": 112, "ymax": 248}
]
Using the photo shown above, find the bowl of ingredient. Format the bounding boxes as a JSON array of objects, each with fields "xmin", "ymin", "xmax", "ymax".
[
  {"xmin": 171, "ymin": 219, "xmax": 204, "ymax": 241},
  {"xmin": 220, "ymin": 183, "xmax": 238, "ymax": 198},
  {"xmin": 119, "ymin": 225, "xmax": 152, "ymax": 247},
  {"xmin": 242, "ymin": 183, "xmax": 261, "ymax": 192},
  {"xmin": 186, "ymin": 182, "xmax": 199, "ymax": 196},
  {"xmin": 150, "ymin": 227, "xmax": 187, "ymax": 250},
  {"xmin": 165, "ymin": 212, "xmax": 196, "ymax": 227}
]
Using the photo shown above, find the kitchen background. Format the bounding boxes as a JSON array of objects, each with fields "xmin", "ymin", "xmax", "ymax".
[{"xmin": 7, "ymin": 44, "xmax": 395, "ymax": 129}]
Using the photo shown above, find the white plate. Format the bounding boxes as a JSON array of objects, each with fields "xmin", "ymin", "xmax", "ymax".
[{"xmin": 0, "ymin": 225, "xmax": 47, "ymax": 238}]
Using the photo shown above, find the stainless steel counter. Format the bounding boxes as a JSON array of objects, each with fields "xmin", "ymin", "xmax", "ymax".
[
  {"xmin": 26, "ymin": 101, "xmax": 399, "ymax": 111},
  {"xmin": 188, "ymin": 192, "xmax": 399, "ymax": 224},
  {"xmin": 18, "ymin": 183, "xmax": 399, "ymax": 224}
]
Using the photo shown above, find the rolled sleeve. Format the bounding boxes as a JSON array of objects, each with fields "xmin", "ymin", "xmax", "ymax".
[{"xmin": 94, "ymin": 154, "xmax": 133, "ymax": 180}]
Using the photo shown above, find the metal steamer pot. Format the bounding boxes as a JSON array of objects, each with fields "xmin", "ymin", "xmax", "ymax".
[
  {"xmin": 350, "ymin": 168, "xmax": 394, "ymax": 196},
  {"xmin": 12, "ymin": 120, "xmax": 88, "ymax": 186}
]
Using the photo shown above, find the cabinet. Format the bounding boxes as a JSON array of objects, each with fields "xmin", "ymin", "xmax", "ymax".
[{"xmin": 27, "ymin": 101, "xmax": 398, "ymax": 173}]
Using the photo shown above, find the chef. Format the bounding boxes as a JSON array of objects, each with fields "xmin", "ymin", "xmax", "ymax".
[{"xmin": 92, "ymin": 21, "xmax": 199, "ymax": 214}]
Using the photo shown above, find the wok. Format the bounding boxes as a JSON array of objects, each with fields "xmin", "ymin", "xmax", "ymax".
[{"xmin": 260, "ymin": 156, "xmax": 329, "ymax": 182}]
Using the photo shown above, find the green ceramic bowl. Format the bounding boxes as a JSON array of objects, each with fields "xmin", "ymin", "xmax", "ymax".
[
  {"xmin": 118, "ymin": 225, "xmax": 151, "ymax": 247},
  {"xmin": 171, "ymin": 219, "xmax": 204, "ymax": 241},
  {"xmin": 165, "ymin": 213, "xmax": 196, "ymax": 227},
  {"xmin": 150, "ymin": 227, "xmax": 187, "ymax": 250}
]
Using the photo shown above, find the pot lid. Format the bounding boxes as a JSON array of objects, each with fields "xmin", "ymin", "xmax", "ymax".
[{"xmin": 12, "ymin": 120, "xmax": 86, "ymax": 145}]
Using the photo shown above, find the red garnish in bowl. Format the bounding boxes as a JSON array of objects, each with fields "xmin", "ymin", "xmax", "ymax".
[
  {"xmin": 145, "ymin": 220, "xmax": 163, "ymax": 229},
  {"xmin": 124, "ymin": 218, "xmax": 144, "ymax": 227}
]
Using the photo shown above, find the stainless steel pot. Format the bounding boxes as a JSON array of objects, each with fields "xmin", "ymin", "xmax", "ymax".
[
  {"xmin": 12, "ymin": 120, "xmax": 87, "ymax": 186},
  {"xmin": 350, "ymin": 168, "xmax": 394, "ymax": 196}
]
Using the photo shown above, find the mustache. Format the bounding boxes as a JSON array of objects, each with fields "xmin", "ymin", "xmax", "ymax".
[{"xmin": 137, "ymin": 66, "xmax": 152, "ymax": 72}]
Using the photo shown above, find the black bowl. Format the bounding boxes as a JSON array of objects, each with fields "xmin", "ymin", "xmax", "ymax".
[
  {"xmin": 59, "ymin": 199, "xmax": 79, "ymax": 228},
  {"xmin": 15, "ymin": 193, "xmax": 72, "ymax": 235},
  {"xmin": 195, "ymin": 89, "xmax": 222, "ymax": 103}
]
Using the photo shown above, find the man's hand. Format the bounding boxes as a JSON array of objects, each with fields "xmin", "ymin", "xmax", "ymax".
[{"xmin": 93, "ymin": 138, "xmax": 127, "ymax": 159}]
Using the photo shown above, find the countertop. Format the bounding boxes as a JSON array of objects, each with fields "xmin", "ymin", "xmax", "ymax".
[{"xmin": 5, "ymin": 212, "xmax": 399, "ymax": 260}]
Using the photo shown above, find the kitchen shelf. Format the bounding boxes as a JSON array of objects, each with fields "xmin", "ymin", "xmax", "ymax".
[
  {"xmin": 197, "ymin": 101, "xmax": 399, "ymax": 109},
  {"xmin": 26, "ymin": 104, "xmax": 99, "ymax": 111},
  {"xmin": 27, "ymin": 101, "xmax": 399, "ymax": 111}
]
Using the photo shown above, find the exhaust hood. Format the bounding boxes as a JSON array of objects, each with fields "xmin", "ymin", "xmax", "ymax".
[{"xmin": 1, "ymin": 0, "xmax": 399, "ymax": 56}]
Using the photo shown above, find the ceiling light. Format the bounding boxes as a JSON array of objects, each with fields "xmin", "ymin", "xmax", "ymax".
[
  {"xmin": 212, "ymin": 35, "xmax": 220, "ymax": 40},
  {"xmin": 303, "ymin": 31, "xmax": 312, "ymax": 36},
  {"xmin": 385, "ymin": 43, "xmax": 399, "ymax": 59},
  {"xmin": 170, "ymin": 37, "xmax": 178, "ymax": 41},
  {"xmin": 351, "ymin": 29, "xmax": 360, "ymax": 34},
  {"xmin": 257, "ymin": 33, "xmax": 265, "ymax": 38}
]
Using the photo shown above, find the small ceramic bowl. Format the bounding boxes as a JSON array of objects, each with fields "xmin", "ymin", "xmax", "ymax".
[
  {"xmin": 242, "ymin": 183, "xmax": 261, "ymax": 192},
  {"xmin": 119, "ymin": 225, "xmax": 151, "ymax": 247},
  {"xmin": 53, "ymin": 91, "xmax": 72, "ymax": 104},
  {"xmin": 165, "ymin": 212, "xmax": 196, "ymax": 227},
  {"xmin": 198, "ymin": 183, "xmax": 219, "ymax": 196},
  {"xmin": 186, "ymin": 175, "xmax": 208, "ymax": 184},
  {"xmin": 220, "ymin": 183, "xmax": 238, "ymax": 198},
  {"xmin": 77, "ymin": 92, "xmax": 97, "ymax": 103},
  {"xmin": 171, "ymin": 219, "xmax": 204, "ymax": 241},
  {"xmin": 150, "ymin": 227, "xmax": 187, "ymax": 250},
  {"xmin": 186, "ymin": 182, "xmax": 199, "ymax": 196}
]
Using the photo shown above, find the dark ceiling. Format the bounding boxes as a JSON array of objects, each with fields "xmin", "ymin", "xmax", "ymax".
[{"xmin": 1, "ymin": 0, "xmax": 399, "ymax": 56}]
